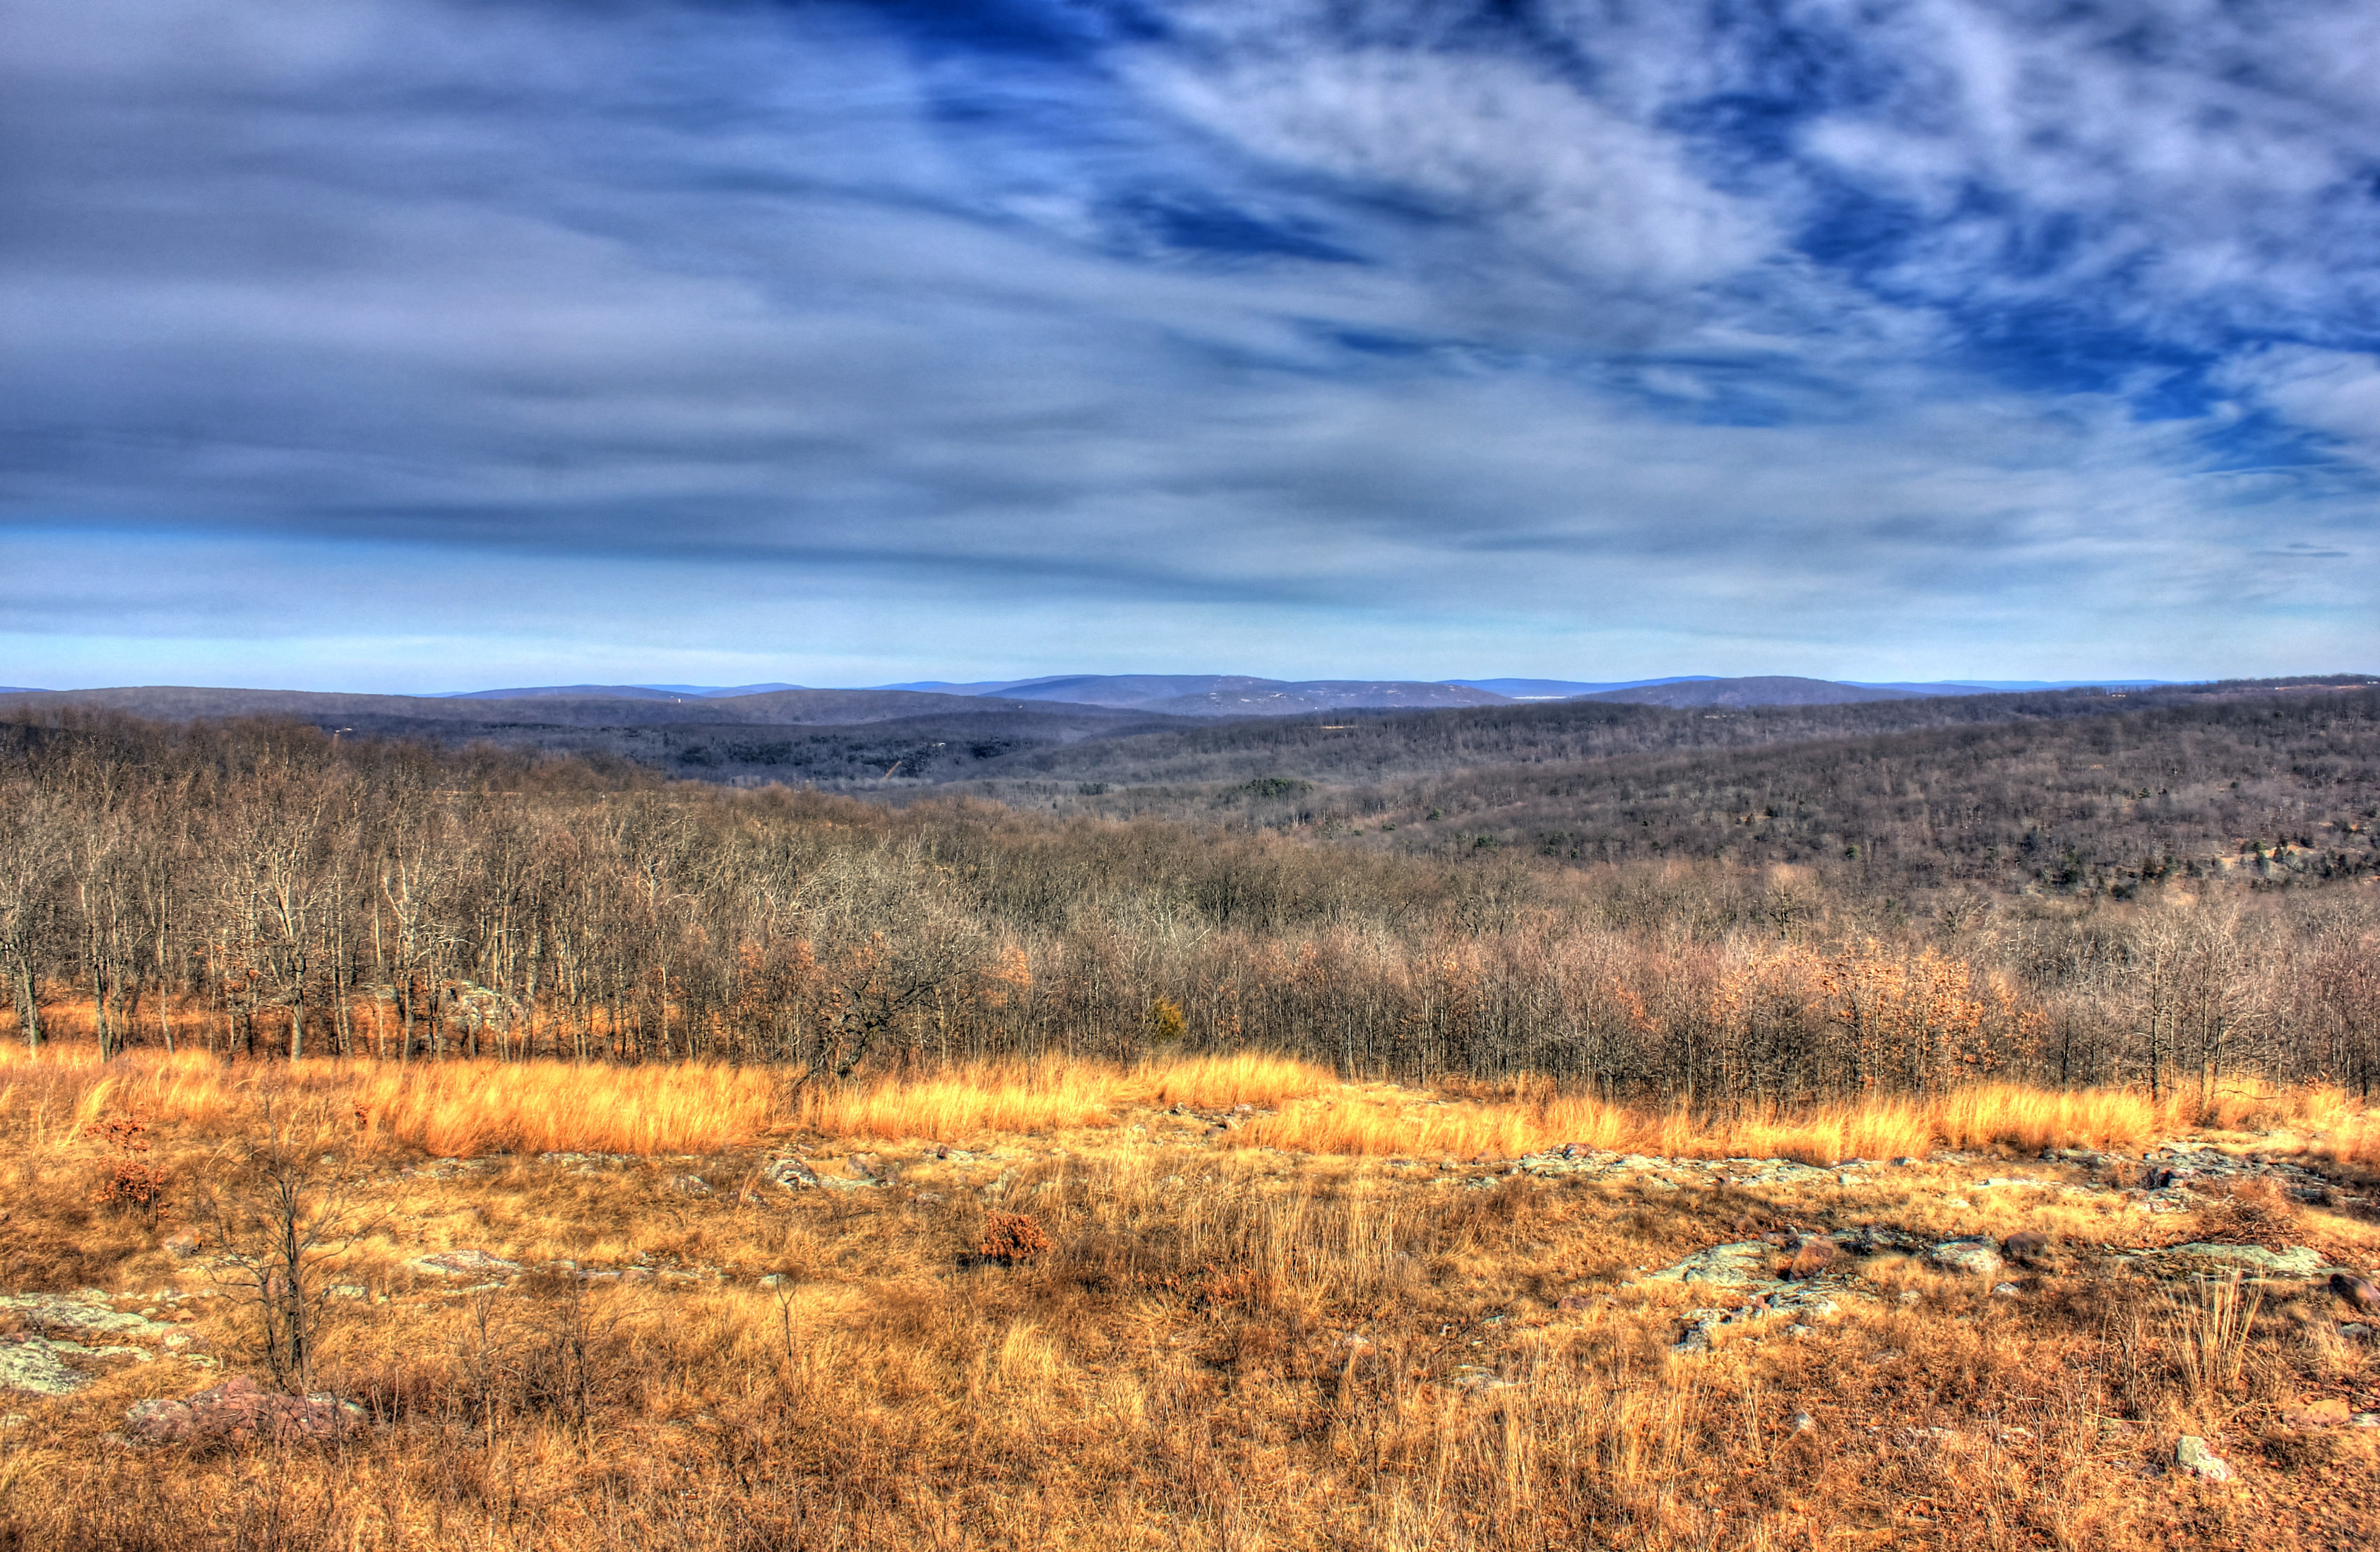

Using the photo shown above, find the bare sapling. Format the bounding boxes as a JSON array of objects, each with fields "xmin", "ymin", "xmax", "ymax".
[{"xmin": 202, "ymin": 1097, "xmax": 381, "ymax": 1395}]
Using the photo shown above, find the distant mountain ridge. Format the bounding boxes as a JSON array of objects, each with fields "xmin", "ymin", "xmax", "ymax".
[
  {"xmin": 2, "ymin": 674, "xmax": 2198, "ymax": 729},
  {"xmin": 1580, "ymin": 676, "xmax": 1928, "ymax": 708}
]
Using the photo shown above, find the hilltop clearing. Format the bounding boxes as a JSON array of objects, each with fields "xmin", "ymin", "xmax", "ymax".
[{"xmin": 1, "ymin": 1051, "xmax": 2376, "ymax": 1551}]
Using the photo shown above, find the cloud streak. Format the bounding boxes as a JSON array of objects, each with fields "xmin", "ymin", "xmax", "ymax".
[{"xmin": 1, "ymin": 0, "xmax": 2374, "ymax": 689}]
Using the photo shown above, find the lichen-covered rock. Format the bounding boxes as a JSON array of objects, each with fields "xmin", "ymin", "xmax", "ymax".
[
  {"xmin": 1641, "ymin": 1243, "xmax": 1771, "ymax": 1287},
  {"xmin": 2165, "ymin": 1243, "xmax": 2328, "ymax": 1277},
  {"xmin": 0, "ymin": 1290, "xmax": 176, "ymax": 1341},
  {"xmin": 0, "ymin": 1334, "xmax": 90, "ymax": 1397},
  {"xmin": 2174, "ymin": 1434, "xmax": 2232, "ymax": 1481}
]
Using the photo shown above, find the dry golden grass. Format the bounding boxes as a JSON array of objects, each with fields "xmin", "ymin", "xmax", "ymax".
[
  {"xmin": 11, "ymin": 1040, "xmax": 2376, "ymax": 1172},
  {"xmin": 0, "ymin": 1045, "xmax": 775, "ymax": 1157},
  {"xmin": 796, "ymin": 1060, "xmax": 1119, "ymax": 1140},
  {"xmin": 3, "ymin": 1047, "xmax": 2378, "ymax": 1551}
]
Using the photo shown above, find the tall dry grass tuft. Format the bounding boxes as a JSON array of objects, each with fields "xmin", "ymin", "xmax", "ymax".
[
  {"xmin": 347, "ymin": 1060, "xmax": 776, "ymax": 1155},
  {"xmin": 2160, "ymin": 1272, "xmax": 2261, "ymax": 1404},
  {"xmin": 797, "ymin": 1053, "xmax": 1334, "ymax": 1141},
  {"xmin": 798, "ymin": 1061, "xmax": 1117, "ymax": 1141},
  {"xmin": 0, "ymin": 1044, "xmax": 775, "ymax": 1156},
  {"xmin": 1118, "ymin": 1051, "xmax": 1332, "ymax": 1111}
]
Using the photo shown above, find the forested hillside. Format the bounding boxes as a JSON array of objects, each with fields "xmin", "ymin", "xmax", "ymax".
[{"xmin": 2, "ymin": 706, "xmax": 2374, "ymax": 1105}]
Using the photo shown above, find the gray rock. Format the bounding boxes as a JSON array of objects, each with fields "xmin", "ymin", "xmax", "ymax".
[
  {"xmin": 1929, "ymin": 1239, "xmax": 2003, "ymax": 1277},
  {"xmin": 1790, "ymin": 1410, "xmax": 1815, "ymax": 1431},
  {"xmin": 1991, "ymin": 1282, "xmax": 2022, "ymax": 1297},
  {"xmin": 2174, "ymin": 1435, "xmax": 2232, "ymax": 1482}
]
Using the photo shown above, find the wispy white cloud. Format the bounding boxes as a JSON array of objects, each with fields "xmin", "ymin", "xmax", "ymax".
[{"xmin": 0, "ymin": 0, "xmax": 2373, "ymax": 687}]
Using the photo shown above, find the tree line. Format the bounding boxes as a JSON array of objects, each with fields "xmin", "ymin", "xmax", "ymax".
[{"xmin": 1, "ymin": 710, "xmax": 2374, "ymax": 1105}]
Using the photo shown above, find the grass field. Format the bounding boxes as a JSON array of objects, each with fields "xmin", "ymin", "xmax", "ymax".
[{"xmin": 1, "ymin": 1046, "xmax": 2376, "ymax": 1550}]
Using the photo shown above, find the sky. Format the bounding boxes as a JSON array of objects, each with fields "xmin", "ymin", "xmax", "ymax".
[{"xmin": 4, "ymin": 0, "xmax": 2379, "ymax": 692}]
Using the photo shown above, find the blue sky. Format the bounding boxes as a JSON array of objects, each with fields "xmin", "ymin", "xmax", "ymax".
[{"xmin": 3, "ymin": 0, "xmax": 2377, "ymax": 691}]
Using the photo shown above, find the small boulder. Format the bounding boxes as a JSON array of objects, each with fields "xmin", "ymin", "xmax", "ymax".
[
  {"xmin": 2004, "ymin": 1230, "xmax": 2052, "ymax": 1265},
  {"xmin": 2174, "ymin": 1435, "xmax": 2232, "ymax": 1482},
  {"xmin": 1991, "ymin": 1282, "xmax": 2022, "ymax": 1298},
  {"xmin": 2329, "ymin": 1273, "xmax": 2380, "ymax": 1314},
  {"xmin": 1783, "ymin": 1239, "xmax": 1837, "ymax": 1280},
  {"xmin": 2282, "ymin": 1398, "xmax": 2350, "ymax": 1428}
]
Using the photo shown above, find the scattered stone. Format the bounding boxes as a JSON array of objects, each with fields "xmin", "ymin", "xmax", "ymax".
[
  {"xmin": 403, "ymin": 1248, "xmax": 522, "ymax": 1281},
  {"xmin": 2004, "ymin": 1230, "xmax": 2052, "ymax": 1265},
  {"xmin": 1929, "ymin": 1239, "xmax": 2003, "ymax": 1278},
  {"xmin": 2174, "ymin": 1435, "xmax": 2232, "ymax": 1482},
  {"xmin": 2283, "ymin": 1398, "xmax": 2350, "ymax": 1428},
  {"xmin": 122, "ymin": 1376, "xmax": 364, "ymax": 1446},
  {"xmin": 764, "ymin": 1157, "xmax": 821, "ymax": 1190},
  {"xmin": 2330, "ymin": 1273, "xmax": 2380, "ymax": 1313}
]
